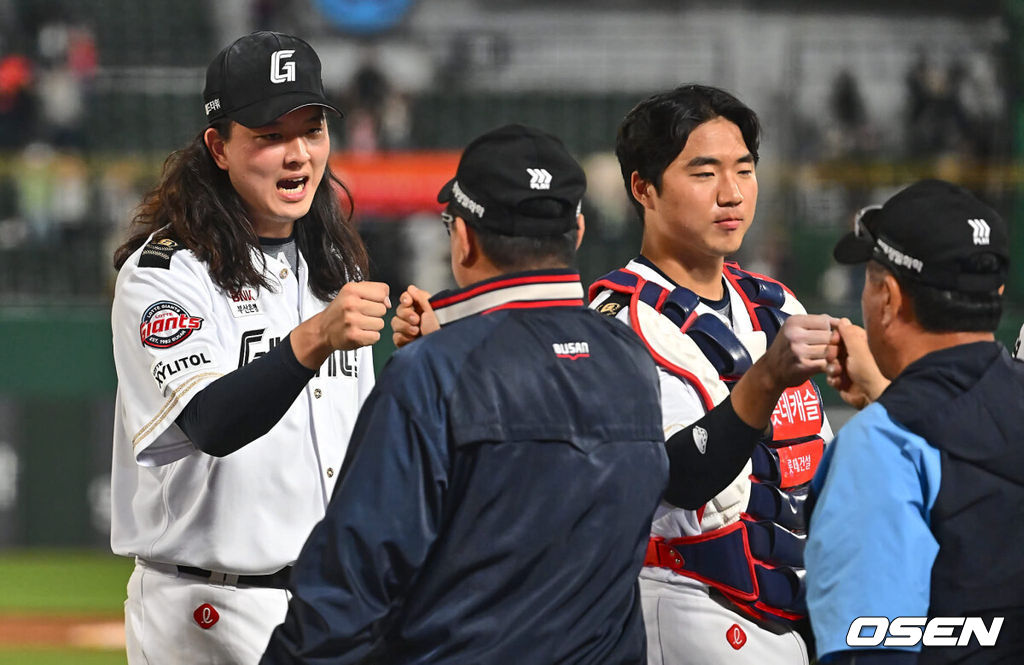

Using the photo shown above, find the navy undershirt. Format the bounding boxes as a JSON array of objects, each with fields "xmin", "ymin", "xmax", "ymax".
[
  {"xmin": 176, "ymin": 335, "xmax": 315, "ymax": 457},
  {"xmin": 663, "ymin": 396, "xmax": 764, "ymax": 509},
  {"xmin": 175, "ymin": 235, "xmax": 315, "ymax": 457}
]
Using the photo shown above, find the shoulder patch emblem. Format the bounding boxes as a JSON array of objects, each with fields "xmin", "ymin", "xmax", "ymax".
[
  {"xmin": 140, "ymin": 301, "xmax": 203, "ymax": 348},
  {"xmin": 595, "ymin": 291, "xmax": 630, "ymax": 317},
  {"xmin": 138, "ymin": 238, "xmax": 183, "ymax": 269}
]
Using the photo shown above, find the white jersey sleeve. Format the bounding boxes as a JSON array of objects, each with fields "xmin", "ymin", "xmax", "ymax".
[
  {"xmin": 356, "ymin": 344, "xmax": 375, "ymax": 406},
  {"xmin": 112, "ymin": 244, "xmax": 230, "ymax": 466}
]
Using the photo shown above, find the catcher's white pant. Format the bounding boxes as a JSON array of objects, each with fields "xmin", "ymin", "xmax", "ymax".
[
  {"xmin": 640, "ymin": 575, "xmax": 809, "ymax": 665},
  {"xmin": 124, "ymin": 559, "xmax": 289, "ymax": 665}
]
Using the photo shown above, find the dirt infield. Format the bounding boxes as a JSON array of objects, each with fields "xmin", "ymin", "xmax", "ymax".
[{"xmin": 0, "ymin": 613, "xmax": 124, "ymax": 649}]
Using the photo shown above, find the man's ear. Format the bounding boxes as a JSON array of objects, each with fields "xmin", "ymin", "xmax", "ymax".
[
  {"xmin": 575, "ymin": 213, "xmax": 586, "ymax": 250},
  {"xmin": 880, "ymin": 272, "xmax": 904, "ymax": 328},
  {"xmin": 204, "ymin": 127, "xmax": 230, "ymax": 171},
  {"xmin": 453, "ymin": 216, "xmax": 476, "ymax": 268},
  {"xmin": 630, "ymin": 171, "xmax": 655, "ymax": 211}
]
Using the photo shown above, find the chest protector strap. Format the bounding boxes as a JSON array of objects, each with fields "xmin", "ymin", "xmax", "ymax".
[
  {"xmin": 592, "ymin": 264, "xmax": 824, "ymax": 627},
  {"xmin": 645, "ymin": 522, "xmax": 807, "ymax": 624}
]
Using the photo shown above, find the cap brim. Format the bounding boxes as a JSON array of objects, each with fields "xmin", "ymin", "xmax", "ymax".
[
  {"xmin": 833, "ymin": 231, "xmax": 874, "ymax": 264},
  {"xmin": 437, "ymin": 178, "xmax": 455, "ymax": 204},
  {"xmin": 228, "ymin": 93, "xmax": 342, "ymax": 128}
]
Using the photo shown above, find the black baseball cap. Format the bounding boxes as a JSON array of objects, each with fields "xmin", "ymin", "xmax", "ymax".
[
  {"xmin": 203, "ymin": 31, "xmax": 341, "ymax": 128},
  {"xmin": 833, "ymin": 179, "xmax": 1009, "ymax": 292},
  {"xmin": 438, "ymin": 124, "xmax": 587, "ymax": 237}
]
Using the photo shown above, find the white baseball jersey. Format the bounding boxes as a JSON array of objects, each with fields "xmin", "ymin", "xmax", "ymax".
[{"xmin": 110, "ymin": 235, "xmax": 374, "ymax": 575}]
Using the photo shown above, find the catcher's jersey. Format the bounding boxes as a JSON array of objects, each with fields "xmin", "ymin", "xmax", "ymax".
[
  {"xmin": 590, "ymin": 258, "xmax": 833, "ymax": 584},
  {"xmin": 110, "ymin": 236, "xmax": 374, "ymax": 574}
]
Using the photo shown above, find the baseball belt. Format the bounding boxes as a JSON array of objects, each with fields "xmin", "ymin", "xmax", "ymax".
[{"xmin": 176, "ymin": 564, "xmax": 292, "ymax": 589}]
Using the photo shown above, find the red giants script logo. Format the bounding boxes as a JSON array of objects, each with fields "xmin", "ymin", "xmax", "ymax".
[
  {"xmin": 193, "ymin": 603, "xmax": 220, "ymax": 629},
  {"xmin": 140, "ymin": 301, "xmax": 204, "ymax": 348},
  {"xmin": 727, "ymin": 624, "xmax": 747, "ymax": 650}
]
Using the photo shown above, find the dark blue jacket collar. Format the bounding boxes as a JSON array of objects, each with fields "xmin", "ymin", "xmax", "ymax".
[
  {"xmin": 429, "ymin": 269, "xmax": 584, "ymax": 326},
  {"xmin": 879, "ymin": 341, "xmax": 1024, "ymax": 473}
]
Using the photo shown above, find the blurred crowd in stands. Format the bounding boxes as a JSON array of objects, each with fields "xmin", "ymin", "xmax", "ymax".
[
  {"xmin": 0, "ymin": 1, "xmax": 1014, "ymax": 312},
  {"xmin": 0, "ymin": 20, "xmax": 96, "ymax": 248}
]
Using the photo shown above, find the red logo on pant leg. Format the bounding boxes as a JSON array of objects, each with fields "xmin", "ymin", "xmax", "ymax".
[
  {"xmin": 727, "ymin": 624, "xmax": 747, "ymax": 650},
  {"xmin": 193, "ymin": 603, "xmax": 220, "ymax": 629}
]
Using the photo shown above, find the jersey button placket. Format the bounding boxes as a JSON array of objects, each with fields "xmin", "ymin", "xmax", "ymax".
[
  {"xmin": 326, "ymin": 467, "xmax": 334, "ymax": 477},
  {"xmin": 313, "ymin": 388, "xmax": 322, "ymax": 399}
]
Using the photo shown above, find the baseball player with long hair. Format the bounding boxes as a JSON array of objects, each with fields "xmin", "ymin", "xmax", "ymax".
[{"xmin": 110, "ymin": 31, "xmax": 388, "ymax": 664}]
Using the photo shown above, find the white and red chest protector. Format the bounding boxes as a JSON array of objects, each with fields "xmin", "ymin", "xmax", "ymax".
[{"xmin": 589, "ymin": 259, "xmax": 832, "ymax": 624}]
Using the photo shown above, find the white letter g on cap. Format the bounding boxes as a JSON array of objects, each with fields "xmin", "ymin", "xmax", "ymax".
[{"xmin": 270, "ymin": 50, "xmax": 296, "ymax": 83}]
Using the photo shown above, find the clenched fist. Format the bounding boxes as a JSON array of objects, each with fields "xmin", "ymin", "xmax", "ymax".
[
  {"xmin": 761, "ymin": 313, "xmax": 840, "ymax": 389},
  {"xmin": 825, "ymin": 317, "xmax": 890, "ymax": 409},
  {"xmin": 731, "ymin": 313, "xmax": 840, "ymax": 430},
  {"xmin": 391, "ymin": 285, "xmax": 439, "ymax": 348},
  {"xmin": 292, "ymin": 281, "xmax": 391, "ymax": 369}
]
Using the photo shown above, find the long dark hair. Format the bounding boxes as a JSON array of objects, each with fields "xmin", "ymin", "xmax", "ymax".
[{"xmin": 113, "ymin": 119, "xmax": 368, "ymax": 302}]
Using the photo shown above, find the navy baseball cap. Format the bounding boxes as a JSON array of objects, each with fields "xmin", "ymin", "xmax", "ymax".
[
  {"xmin": 203, "ymin": 31, "xmax": 341, "ymax": 128},
  {"xmin": 438, "ymin": 124, "xmax": 587, "ymax": 237},
  {"xmin": 833, "ymin": 179, "xmax": 1009, "ymax": 292}
]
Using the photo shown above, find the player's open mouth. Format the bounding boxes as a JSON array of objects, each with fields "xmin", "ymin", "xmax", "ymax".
[{"xmin": 277, "ymin": 176, "xmax": 309, "ymax": 199}]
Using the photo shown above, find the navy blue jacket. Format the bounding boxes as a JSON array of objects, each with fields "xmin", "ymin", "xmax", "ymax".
[{"xmin": 261, "ymin": 269, "xmax": 668, "ymax": 664}]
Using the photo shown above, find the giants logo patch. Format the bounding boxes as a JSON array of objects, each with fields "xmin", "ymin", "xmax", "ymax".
[{"xmin": 140, "ymin": 301, "xmax": 204, "ymax": 348}]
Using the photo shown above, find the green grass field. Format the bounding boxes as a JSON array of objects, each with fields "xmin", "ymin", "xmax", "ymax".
[
  {"xmin": 0, "ymin": 549, "xmax": 133, "ymax": 613},
  {"xmin": 0, "ymin": 549, "xmax": 132, "ymax": 665},
  {"xmin": 0, "ymin": 649, "xmax": 126, "ymax": 665}
]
